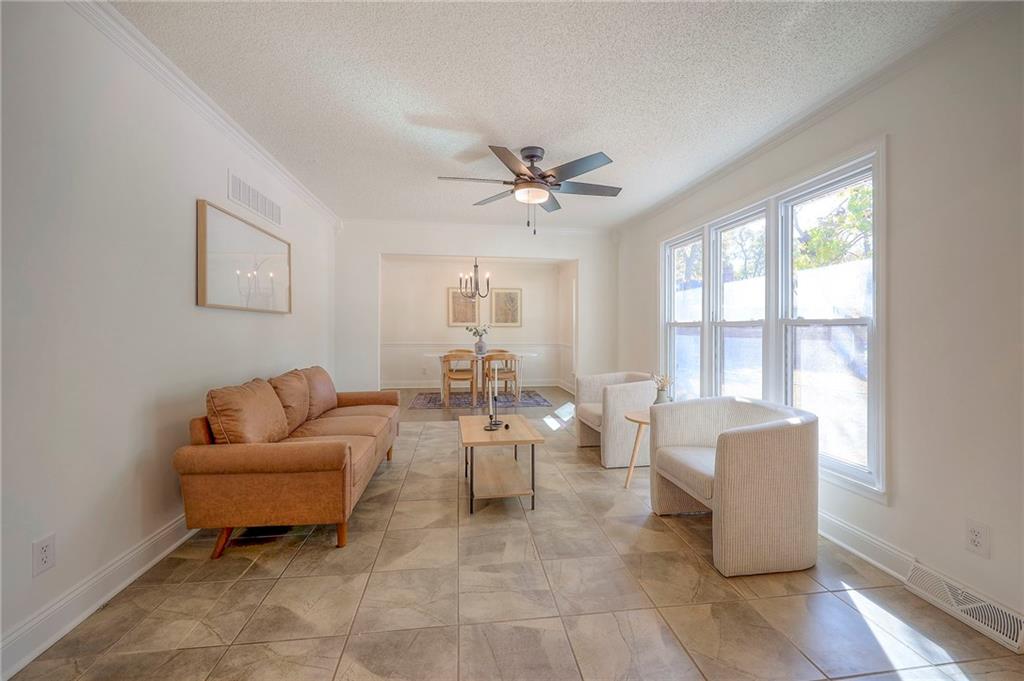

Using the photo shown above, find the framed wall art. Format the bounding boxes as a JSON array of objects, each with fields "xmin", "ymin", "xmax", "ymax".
[
  {"xmin": 447, "ymin": 287, "xmax": 480, "ymax": 326},
  {"xmin": 197, "ymin": 199, "xmax": 291, "ymax": 314},
  {"xmin": 490, "ymin": 288, "xmax": 522, "ymax": 327}
]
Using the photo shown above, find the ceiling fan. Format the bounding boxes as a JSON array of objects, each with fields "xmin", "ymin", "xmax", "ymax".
[{"xmin": 438, "ymin": 145, "xmax": 621, "ymax": 213}]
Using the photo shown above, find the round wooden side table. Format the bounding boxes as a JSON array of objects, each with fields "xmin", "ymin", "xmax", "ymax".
[{"xmin": 623, "ymin": 409, "xmax": 650, "ymax": 489}]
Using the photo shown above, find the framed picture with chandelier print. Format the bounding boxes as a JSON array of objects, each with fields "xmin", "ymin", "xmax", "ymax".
[
  {"xmin": 490, "ymin": 288, "xmax": 522, "ymax": 327},
  {"xmin": 197, "ymin": 199, "xmax": 291, "ymax": 314},
  {"xmin": 447, "ymin": 287, "xmax": 479, "ymax": 326}
]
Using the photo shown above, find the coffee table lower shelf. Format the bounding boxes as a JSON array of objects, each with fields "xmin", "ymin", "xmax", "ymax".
[
  {"xmin": 472, "ymin": 453, "xmax": 534, "ymax": 500},
  {"xmin": 464, "ymin": 444, "xmax": 536, "ymax": 513}
]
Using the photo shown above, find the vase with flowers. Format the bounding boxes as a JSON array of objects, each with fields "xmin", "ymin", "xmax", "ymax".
[
  {"xmin": 651, "ymin": 372, "xmax": 672, "ymax": 404},
  {"xmin": 466, "ymin": 323, "xmax": 491, "ymax": 355}
]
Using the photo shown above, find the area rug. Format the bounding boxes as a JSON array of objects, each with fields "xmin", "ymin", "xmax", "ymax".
[{"xmin": 410, "ymin": 390, "xmax": 552, "ymax": 409}]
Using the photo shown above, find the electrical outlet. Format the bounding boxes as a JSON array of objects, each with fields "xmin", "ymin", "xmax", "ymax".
[
  {"xmin": 32, "ymin": 533, "xmax": 56, "ymax": 576},
  {"xmin": 966, "ymin": 519, "xmax": 991, "ymax": 558}
]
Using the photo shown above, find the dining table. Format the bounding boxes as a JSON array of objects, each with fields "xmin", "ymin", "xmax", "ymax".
[{"xmin": 423, "ymin": 350, "xmax": 539, "ymax": 406}]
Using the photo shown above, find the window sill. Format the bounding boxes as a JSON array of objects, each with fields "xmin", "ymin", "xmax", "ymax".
[{"xmin": 820, "ymin": 467, "xmax": 888, "ymax": 505}]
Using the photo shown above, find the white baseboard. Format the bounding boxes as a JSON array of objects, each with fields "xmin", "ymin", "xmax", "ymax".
[
  {"xmin": 1, "ymin": 514, "xmax": 195, "ymax": 680},
  {"xmin": 818, "ymin": 510, "xmax": 1022, "ymax": 652},
  {"xmin": 818, "ymin": 510, "xmax": 914, "ymax": 581}
]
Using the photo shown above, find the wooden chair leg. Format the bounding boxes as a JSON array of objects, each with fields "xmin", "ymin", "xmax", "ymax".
[
  {"xmin": 386, "ymin": 446, "xmax": 393, "ymax": 461},
  {"xmin": 336, "ymin": 521, "xmax": 348, "ymax": 548},
  {"xmin": 210, "ymin": 527, "xmax": 233, "ymax": 560}
]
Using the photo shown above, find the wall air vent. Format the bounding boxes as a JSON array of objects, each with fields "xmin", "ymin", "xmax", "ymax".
[
  {"xmin": 905, "ymin": 562, "xmax": 1023, "ymax": 652},
  {"xmin": 228, "ymin": 170, "xmax": 282, "ymax": 226}
]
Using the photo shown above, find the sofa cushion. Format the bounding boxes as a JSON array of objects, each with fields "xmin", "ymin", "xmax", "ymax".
[
  {"xmin": 577, "ymin": 402, "xmax": 602, "ymax": 430},
  {"xmin": 301, "ymin": 366, "xmax": 337, "ymax": 420},
  {"xmin": 321, "ymin": 405, "xmax": 400, "ymax": 422},
  {"xmin": 285, "ymin": 434, "xmax": 375, "ymax": 462},
  {"xmin": 206, "ymin": 379, "xmax": 288, "ymax": 445},
  {"xmin": 657, "ymin": 446, "xmax": 716, "ymax": 500},
  {"xmin": 269, "ymin": 370, "xmax": 310, "ymax": 433},
  {"xmin": 288, "ymin": 415, "xmax": 388, "ymax": 439}
]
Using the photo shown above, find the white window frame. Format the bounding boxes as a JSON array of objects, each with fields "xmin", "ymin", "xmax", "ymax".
[
  {"xmin": 778, "ymin": 160, "xmax": 882, "ymax": 494},
  {"xmin": 660, "ymin": 144, "xmax": 886, "ymax": 500},
  {"xmin": 709, "ymin": 207, "xmax": 768, "ymax": 399},
  {"xmin": 663, "ymin": 233, "xmax": 706, "ymax": 399}
]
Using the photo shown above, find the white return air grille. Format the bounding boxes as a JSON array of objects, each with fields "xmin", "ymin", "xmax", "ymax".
[
  {"xmin": 906, "ymin": 561, "xmax": 1023, "ymax": 652},
  {"xmin": 229, "ymin": 170, "xmax": 282, "ymax": 226}
]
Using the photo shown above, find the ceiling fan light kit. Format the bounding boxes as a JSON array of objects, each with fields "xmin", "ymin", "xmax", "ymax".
[
  {"xmin": 438, "ymin": 145, "xmax": 622, "ymax": 234},
  {"xmin": 513, "ymin": 181, "xmax": 550, "ymax": 205}
]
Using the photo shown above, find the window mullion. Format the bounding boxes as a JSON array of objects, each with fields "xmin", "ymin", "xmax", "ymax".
[
  {"xmin": 765, "ymin": 197, "xmax": 781, "ymax": 402},
  {"xmin": 696, "ymin": 227, "xmax": 712, "ymax": 395}
]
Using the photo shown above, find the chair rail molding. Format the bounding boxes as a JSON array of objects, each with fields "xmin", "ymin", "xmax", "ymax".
[{"xmin": 380, "ymin": 341, "xmax": 571, "ymax": 391}]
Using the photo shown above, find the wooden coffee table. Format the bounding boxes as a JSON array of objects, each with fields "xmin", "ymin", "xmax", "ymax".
[{"xmin": 459, "ymin": 414, "xmax": 544, "ymax": 513}]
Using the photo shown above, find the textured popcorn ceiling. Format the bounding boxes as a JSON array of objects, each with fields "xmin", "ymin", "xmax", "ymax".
[{"xmin": 116, "ymin": 2, "xmax": 964, "ymax": 230}]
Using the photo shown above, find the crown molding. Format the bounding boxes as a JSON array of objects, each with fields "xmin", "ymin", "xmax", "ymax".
[
  {"xmin": 611, "ymin": 3, "xmax": 986, "ymax": 236},
  {"xmin": 68, "ymin": 1, "xmax": 342, "ymax": 232}
]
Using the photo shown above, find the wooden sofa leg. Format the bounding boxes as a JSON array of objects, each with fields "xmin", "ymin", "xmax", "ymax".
[
  {"xmin": 336, "ymin": 521, "xmax": 348, "ymax": 548},
  {"xmin": 386, "ymin": 446, "xmax": 393, "ymax": 461},
  {"xmin": 211, "ymin": 527, "xmax": 233, "ymax": 560}
]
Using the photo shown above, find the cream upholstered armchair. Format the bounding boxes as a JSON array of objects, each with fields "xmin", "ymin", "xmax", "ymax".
[
  {"xmin": 576, "ymin": 372, "xmax": 657, "ymax": 468},
  {"xmin": 650, "ymin": 397, "xmax": 818, "ymax": 576}
]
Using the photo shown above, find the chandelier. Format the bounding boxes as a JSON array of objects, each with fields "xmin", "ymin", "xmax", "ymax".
[{"xmin": 458, "ymin": 257, "xmax": 491, "ymax": 299}]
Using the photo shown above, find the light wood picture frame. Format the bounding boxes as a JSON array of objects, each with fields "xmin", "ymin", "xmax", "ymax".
[
  {"xmin": 490, "ymin": 288, "xmax": 522, "ymax": 327},
  {"xmin": 447, "ymin": 287, "xmax": 479, "ymax": 326},
  {"xmin": 197, "ymin": 199, "xmax": 292, "ymax": 314}
]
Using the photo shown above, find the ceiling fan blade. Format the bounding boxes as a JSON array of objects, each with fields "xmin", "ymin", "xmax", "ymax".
[
  {"xmin": 538, "ymin": 152, "xmax": 612, "ymax": 182},
  {"xmin": 539, "ymin": 193, "xmax": 561, "ymax": 213},
  {"xmin": 551, "ymin": 181, "xmax": 621, "ymax": 197},
  {"xmin": 488, "ymin": 146, "xmax": 534, "ymax": 178},
  {"xmin": 474, "ymin": 189, "xmax": 514, "ymax": 206},
  {"xmin": 438, "ymin": 176, "xmax": 513, "ymax": 185}
]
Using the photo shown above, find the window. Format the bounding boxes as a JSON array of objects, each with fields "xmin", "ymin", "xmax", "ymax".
[
  {"xmin": 665, "ymin": 236, "xmax": 703, "ymax": 400},
  {"xmin": 662, "ymin": 151, "xmax": 884, "ymax": 494},
  {"xmin": 782, "ymin": 171, "xmax": 874, "ymax": 481},
  {"xmin": 713, "ymin": 213, "xmax": 766, "ymax": 399}
]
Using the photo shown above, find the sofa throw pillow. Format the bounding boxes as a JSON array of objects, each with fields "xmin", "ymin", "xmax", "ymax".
[
  {"xmin": 206, "ymin": 379, "xmax": 289, "ymax": 444},
  {"xmin": 301, "ymin": 366, "xmax": 337, "ymax": 420},
  {"xmin": 269, "ymin": 369, "xmax": 310, "ymax": 433}
]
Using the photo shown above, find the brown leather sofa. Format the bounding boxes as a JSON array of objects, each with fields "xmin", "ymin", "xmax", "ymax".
[{"xmin": 173, "ymin": 366, "xmax": 399, "ymax": 559}]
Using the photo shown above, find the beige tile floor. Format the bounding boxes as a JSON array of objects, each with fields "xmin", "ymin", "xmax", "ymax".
[{"xmin": 16, "ymin": 388, "xmax": 1023, "ymax": 681}]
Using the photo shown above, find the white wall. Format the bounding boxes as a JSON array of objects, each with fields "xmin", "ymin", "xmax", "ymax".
[
  {"xmin": 556, "ymin": 260, "xmax": 578, "ymax": 390},
  {"xmin": 336, "ymin": 220, "xmax": 617, "ymax": 392},
  {"xmin": 1, "ymin": 3, "xmax": 337, "ymax": 674},
  {"xmin": 380, "ymin": 255, "xmax": 573, "ymax": 389},
  {"xmin": 617, "ymin": 6, "xmax": 1023, "ymax": 611}
]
